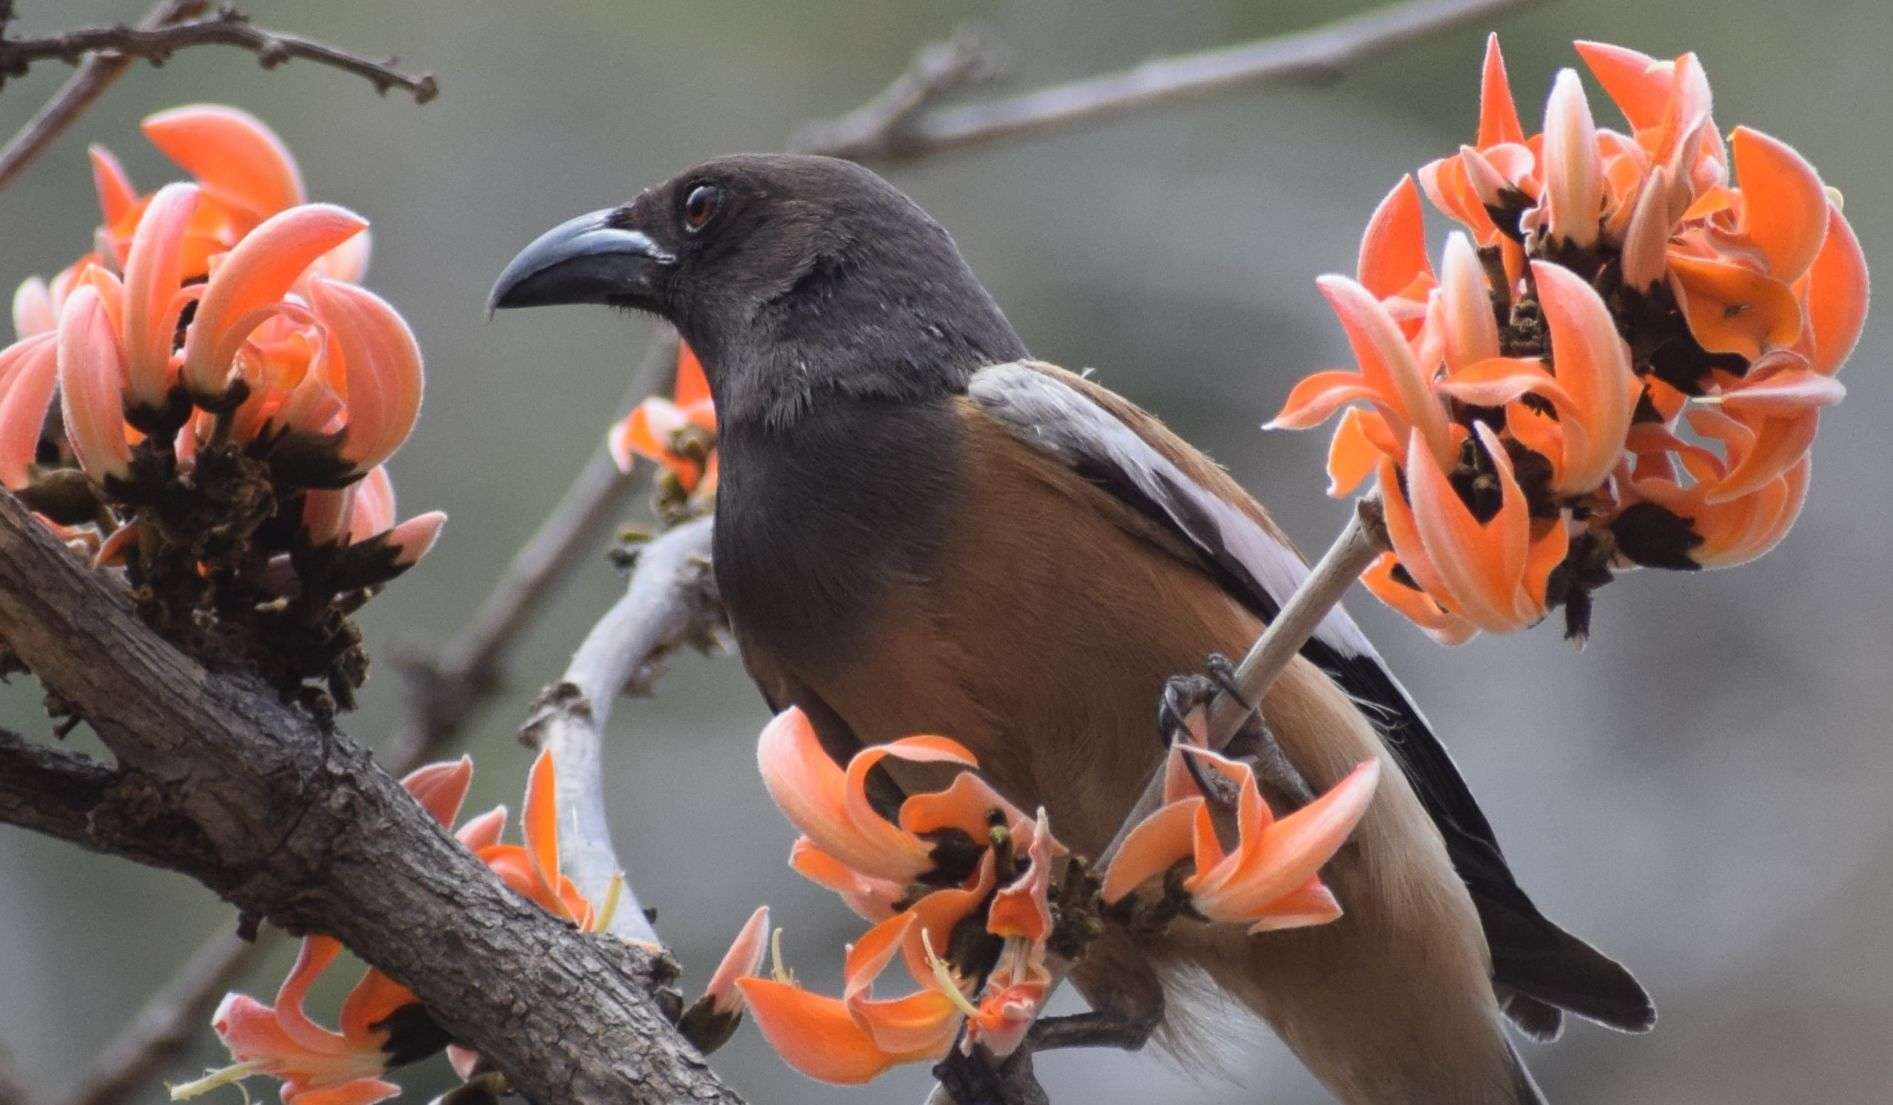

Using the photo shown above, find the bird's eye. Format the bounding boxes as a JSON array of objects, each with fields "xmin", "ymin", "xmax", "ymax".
[{"xmin": 683, "ymin": 184, "xmax": 722, "ymax": 232}]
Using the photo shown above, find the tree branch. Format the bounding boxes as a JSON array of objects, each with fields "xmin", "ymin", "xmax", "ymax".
[
  {"xmin": 0, "ymin": 2, "xmax": 433, "ymax": 192},
  {"xmin": 519, "ymin": 514, "xmax": 720, "ymax": 946},
  {"xmin": 792, "ymin": 0, "xmax": 1540, "ymax": 162},
  {"xmin": 0, "ymin": 728, "xmax": 113, "ymax": 849},
  {"xmin": 0, "ymin": 489, "xmax": 743, "ymax": 1105},
  {"xmin": 0, "ymin": 0, "xmax": 206, "ymax": 192}
]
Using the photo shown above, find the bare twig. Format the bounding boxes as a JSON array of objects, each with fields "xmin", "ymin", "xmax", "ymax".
[
  {"xmin": 0, "ymin": 5, "xmax": 437, "ymax": 101},
  {"xmin": 0, "ymin": 0, "xmax": 208, "ymax": 192},
  {"xmin": 518, "ymin": 515, "xmax": 720, "ymax": 946},
  {"xmin": 786, "ymin": 28, "xmax": 1004, "ymax": 159},
  {"xmin": 794, "ymin": 0, "xmax": 1539, "ymax": 162}
]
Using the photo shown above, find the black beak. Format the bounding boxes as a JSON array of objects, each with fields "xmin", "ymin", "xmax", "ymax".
[{"xmin": 486, "ymin": 208, "xmax": 677, "ymax": 316}]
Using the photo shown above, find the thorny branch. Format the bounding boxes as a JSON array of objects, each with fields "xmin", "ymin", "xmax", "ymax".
[
  {"xmin": 0, "ymin": 0, "xmax": 207, "ymax": 193},
  {"xmin": 793, "ymin": 0, "xmax": 1542, "ymax": 162}
]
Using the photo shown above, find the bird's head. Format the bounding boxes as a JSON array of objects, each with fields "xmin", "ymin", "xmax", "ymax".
[{"xmin": 488, "ymin": 153, "xmax": 1024, "ymax": 422}]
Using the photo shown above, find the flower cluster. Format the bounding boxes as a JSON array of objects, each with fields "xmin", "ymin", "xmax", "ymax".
[
  {"xmin": 720, "ymin": 708, "xmax": 1377, "ymax": 1084},
  {"xmin": 178, "ymin": 749, "xmax": 621, "ymax": 1105},
  {"xmin": 606, "ymin": 339, "xmax": 716, "ymax": 521},
  {"xmin": 1269, "ymin": 38, "xmax": 1868, "ymax": 642},
  {"xmin": 0, "ymin": 106, "xmax": 439, "ymax": 709}
]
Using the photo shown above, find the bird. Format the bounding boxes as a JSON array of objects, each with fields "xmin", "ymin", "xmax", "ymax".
[{"xmin": 488, "ymin": 153, "xmax": 1653, "ymax": 1104}]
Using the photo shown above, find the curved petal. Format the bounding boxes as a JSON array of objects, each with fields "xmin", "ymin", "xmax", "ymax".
[
  {"xmin": 88, "ymin": 145, "xmax": 140, "ymax": 247},
  {"xmin": 335, "ymin": 970, "xmax": 417, "ymax": 1046},
  {"xmin": 1192, "ymin": 760, "xmax": 1381, "ymax": 924},
  {"xmin": 1437, "ymin": 232, "xmax": 1500, "ymax": 370},
  {"xmin": 1542, "ymin": 69, "xmax": 1603, "ymax": 248},
  {"xmin": 1533, "ymin": 260, "xmax": 1635, "ymax": 492},
  {"xmin": 455, "ymin": 805, "xmax": 507, "ymax": 852},
  {"xmin": 1101, "ymin": 796, "xmax": 1201, "ymax": 904},
  {"xmin": 1619, "ymin": 167, "xmax": 1673, "ymax": 289},
  {"xmin": 1265, "ymin": 370, "xmax": 1375, "ymax": 431},
  {"xmin": 348, "ymin": 466, "xmax": 398, "ymax": 543},
  {"xmin": 1376, "ymin": 456, "xmax": 1465, "ymax": 627},
  {"xmin": 1730, "ymin": 127, "xmax": 1828, "ymax": 283},
  {"xmin": 703, "ymin": 906, "xmax": 771, "ymax": 1015},
  {"xmin": 1800, "ymin": 204, "xmax": 1868, "ymax": 376},
  {"xmin": 0, "ymin": 334, "xmax": 59, "ymax": 489},
  {"xmin": 121, "ymin": 183, "xmax": 201, "ymax": 408},
  {"xmin": 1325, "ymin": 407, "xmax": 1393, "ymax": 498},
  {"xmin": 520, "ymin": 747, "xmax": 574, "ymax": 921},
  {"xmin": 1705, "ymin": 409, "xmax": 1817, "ymax": 504},
  {"xmin": 1436, "ymin": 356, "xmax": 1572, "ymax": 409},
  {"xmin": 182, "ymin": 204, "xmax": 367, "ymax": 398},
  {"xmin": 143, "ymin": 104, "xmax": 306, "ymax": 220},
  {"xmin": 307, "ymin": 278, "xmax": 423, "ymax": 473},
  {"xmin": 789, "ymin": 839, "xmax": 904, "ymax": 921},
  {"xmin": 1405, "ymin": 424, "xmax": 1528, "ymax": 630},
  {"xmin": 399, "ymin": 755, "xmax": 472, "ymax": 829},
  {"xmin": 1361, "ymin": 552, "xmax": 1478, "ymax": 646},
  {"xmin": 673, "ymin": 340, "xmax": 712, "ymax": 411},
  {"xmin": 56, "ymin": 286, "xmax": 133, "ymax": 483},
  {"xmin": 13, "ymin": 277, "xmax": 55, "ymax": 339},
  {"xmin": 1357, "ymin": 176, "xmax": 1432, "ymax": 301},
  {"xmin": 1242, "ymin": 877, "xmax": 1343, "ymax": 934},
  {"xmin": 1315, "ymin": 275, "xmax": 1451, "ymax": 465},
  {"xmin": 1573, "ymin": 41, "xmax": 1671, "ymax": 132},
  {"xmin": 384, "ymin": 511, "xmax": 446, "ymax": 567},
  {"xmin": 735, "ymin": 978, "xmax": 905, "ymax": 1084}
]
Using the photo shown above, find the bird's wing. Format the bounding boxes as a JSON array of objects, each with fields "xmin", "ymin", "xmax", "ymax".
[{"xmin": 966, "ymin": 359, "xmax": 1654, "ymax": 1038}]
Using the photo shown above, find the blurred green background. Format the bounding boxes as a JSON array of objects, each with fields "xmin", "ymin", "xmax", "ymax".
[{"xmin": 2, "ymin": 1, "xmax": 1889, "ymax": 1102}]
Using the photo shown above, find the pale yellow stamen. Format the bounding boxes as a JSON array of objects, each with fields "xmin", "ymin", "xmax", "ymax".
[
  {"xmin": 591, "ymin": 871, "xmax": 625, "ymax": 934},
  {"xmin": 768, "ymin": 928, "xmax": 795, "ymax": 986},
  {"xmin": 168, "ymin": 1060, "xmax": 266, "ymax": 1101},
  {"xmin": 921, "ymin": 930, "xmax": 981, "ymax": 1020}
]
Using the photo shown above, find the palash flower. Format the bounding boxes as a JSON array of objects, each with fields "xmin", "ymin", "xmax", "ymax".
[
  {"xmin": 607, "ymin": 340, "xmax": 717, "ymax": 498},
  {"xmin": 740, "ymin": 709, "xmax": 1078, "ymax": 1082},
  {"xmin": 1271, "ymin": 36, "xmax": 1868, "ymax": 642},
  {"xmin": 178, "ymin": 759, "xmax": 477, "ymax": 1105},
  {"xmin": 1102, "ymin": 748, "xmax": 1379, "ymax": 933}
]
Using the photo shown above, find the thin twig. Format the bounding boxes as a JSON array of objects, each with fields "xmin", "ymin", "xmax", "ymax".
[
  {"xmin": 0, "ymin": 0, "xmax": 208, "ymax": 192},
  {"xmin": 518, "ymin": 514, "xmax": 720, "ymax": 946},
  {"xmin": 794, "ymin": 0, "xmax": 1539, "ymax": 162},
  {"xmin": 0, "ymin": 5, "xmax": 437, "ymax": 101},
  {"xmin": 785, "ymin": 27, "xmax": 1004, "ymax": 158}
]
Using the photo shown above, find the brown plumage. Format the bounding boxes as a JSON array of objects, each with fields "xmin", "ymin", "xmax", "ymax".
[{"xmin": 489, "ymin": 153, "xmax": 1651, "ymax": 1104}]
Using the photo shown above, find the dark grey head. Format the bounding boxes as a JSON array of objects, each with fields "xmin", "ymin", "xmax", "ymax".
[{"xmin": 488, "ymin": 154, "xmax": 1027, "ymax": 426}]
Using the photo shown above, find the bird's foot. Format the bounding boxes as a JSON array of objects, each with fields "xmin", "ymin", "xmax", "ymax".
[
  {"xmin": 932, "ymin": 1007, "xmax": 1161, "ymax": 1105},
  {"xmin": 1028, "ymin": 1006, "xmax": 1162, "ymax": 1053},
  {"xmin": 1159, "ymin": 652, "xmax": 1315, "ymax": 812}
]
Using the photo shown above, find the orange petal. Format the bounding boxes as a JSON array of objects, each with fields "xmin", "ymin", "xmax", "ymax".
[
  {"xmin": 1437, "ymin": 356, "xmax": 1571, "ymax": 409},
  {"xmin": 307, "ymin": 278, "xmax": 423, "ymax": 473},
  {"xmin": 1325, "ymin": 407, "xmax": 1394, "ymax": 498},
  {"xmin": 789, "ymin": 839, "xmax": 904, "ymax": 921},
  {"xmin": 455, "ymin": 805, "xmax": 507, "ymax": 852},
  {"xmin": 120, "ymin": 183, "xmax": 200, "ymax": 408},
  {"xmin": 1241, "ymin": 877, "xmax": 1343, "ymax": 934},
  {"xmin": 520, "ymin": 747, "xmax": 573, "ymax": 922},
  {"xmin": 1357, "ymin": 176, "xmax": 1432, "ymax": 301},
  {"xmin": 897, "ymin": 769, "xmax": 1024, "ymax": 841},
  {"xmin": 1193, "ymin": 760, "xmax": 1381, "ymax": 923},
  {"xmin": 182, "ymin": 204, "xmax": 367, "ymax": 398},
  {"xmin": 88, "ymin": 145, "xmax": 140, "ymax": 247},
  {"xmin": 703, "ymin": 906, "xmax": 771, "ymax": 1015},
  {"xmin": 0, "ymin": 333, "xmax": 59, "ymax": 489},
  {"xmin": 1720, "ymin": 365, "xmax": 1845, "ymax": 416},
  {"xmin": 1800, "ymin": 204, "xmax": 1868, "ymax": 376},
  {"xmin": 673, "ymin": 339, "xmax": 712, "ymax": 411},
  {"xmin": 1619, "ymin": 167, "xmax": 1673, "ymax": 289},
  {"xmin": 1541, "ymin": 69, "xmax": 1603, "ymax": 248},
  {"xmin": 1405, "ymin": 424, "xmax": 1528, "ymax": 630},
  {"xmin": 1315, "ymin": 275, "xmax": 1451, "ymax": 465},
  {"xmin": 1532, "ymin": 260, "xmax": 1635, "ymax": 492},
  {"xmin": 736, "ymin": 978, "xmax": 906, "ymax": 1084},
  {"xmin": 1361, "ymin": 553, "xmax": 1477, "ymax": 646},
  {"xmin": 273, "ymin": 936, "xmax": 348, "ymax": 1053},
  {"xmin": 1376, "ymin": 456, "xmax": 1465, "ymax": 625},
  {"xmin": 1437, "ymin": 232, "xmax": 1500, "ymax": 371},
  {"xmin": 347, "ymin": 466, "xmax": 397, "ymax": 543},
  {"xmin": 142, "ymin": 104, "xmax": 306, "ymax": 221},
  {"xmin": 758, "ymin": 709, "xmax": 930, "ymax": 883},
  {"xmin": 1099, "ymin": 796, "xmax": 1202, "ymax": 904},
  {"xmin": 1730, "ymin": 127, "xmax": 1828, "ymax": 283},
  {"xmin": 336, "ymin": 969, "xmax": 418, "ymax": 1046},
  {"xmin": 1706, "ymin": 409, "xmax": 1817, "ymax": 504},
  {"xmin": 13, "ymin": 276, "xmax": 55, "ymax": 339},
  {"xmin": 899, "ymin": 852, "xmax": 997, "ymax": 987},
  {"xmin": 1696, "ymin": 456, "xmax": 1809, "ymax": 568},
  {"xmin": 1265, "ymin": 370, "xmax": 1376, "ymax": 431},
  {"xmin": 399, "ymin": 755, "xmax": 472, "ymax": 829},
  {"xmin": 1477, "ymin": 34, "xmax": 1526, "ymax": 147},
  {"xmin": 1668, "ymin": 253, "xmax": 1802, "ymax": 361},
  {"xmin": 385, "ymin": 512, "xmax": 446, "ymax": 567},
  {"xmin": 56, "ymin": 286, "xmax": 133, "ymax": 483},
  {"xmin": 1573, "ymin": 41, "xmax": 1670, "ymax": 132},
  {"xmin": 1519, "ymin": 512, "xmax": 1569, "ymax": 622}
]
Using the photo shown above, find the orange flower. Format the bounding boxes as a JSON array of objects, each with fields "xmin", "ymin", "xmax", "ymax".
[
  {"xmin": 607, "ymin": 340, "xmax": 717, "ymax": 495},
  {"xmin": 473, "ymin": 748, "xmax": 602, "ymax": 929},
  {"xmin": 180, "ymin": 760, "xmax": 475, "ymax": 1105},
  {"xmin": 1273, "ymin": 37, "xmax": 1866, "ymax": 641},
  {"xmin": 1102, "ymin": 747, "xmax": 1379, "ymax": 933},
  {"xmin": 702, "ymin": 906, "xmax": 773, "ymax": 1018},
  {"xmin": 757, "ymin": 706, "xmax": 1025, "ymax": 885}
]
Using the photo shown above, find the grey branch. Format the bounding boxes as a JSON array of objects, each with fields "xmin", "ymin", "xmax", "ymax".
[
  {"xmin": 0, "ymin": 0, "xmax": 207, "ymax": 192},
  {"xmin": 793, "ymin": 0, "xmax": 1539, "ymax": 163},
  {"xmin": 518, "ymin": 513, "xmax": 721, "ymax": 946},
  {"xmin": 0, "ymin": 2, "xmax": 433, "ymax": 191},
  {"xmin": 0, "ymin": 489, "xmax": 743, "ymax": 1105}
]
